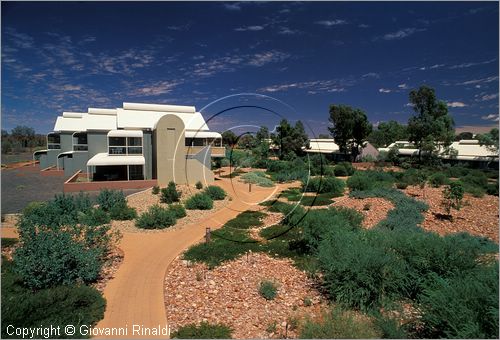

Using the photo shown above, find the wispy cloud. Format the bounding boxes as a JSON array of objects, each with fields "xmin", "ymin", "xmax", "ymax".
[
  {"xmin": 446, "ymin": 101, "xmax": 467, "ymax": 108},
  {"xmin": 448, "ymin": 58, "xmax": 497, "ymax": 69},
  {"xmin": 380, "ymin": 27, "xmax": 426, "ymax": 40},
  {"xmin": 126, "ymin": 80, "xmax": 181, "ymax": 96},
  {"xmin": 247, "ymin": 51, "xmax": 290, "ymax": 67},
  {"xmin": 379, "ymin": 88, "xmax": 392, "ymax": 93},
  {"xmin": 315, "ymin": 19, "xmax": 348, "ymax": 27},
  {"xmin": 476, "ymin": 93, "xmax": 499, "ymax": 102},
  {"xmin": 278, "ymin": 27, "xmax": 300, "ymax": 35},
  {"xmin": 362, "ymin": 72, "xmax": 379, "ymax": 78},
  {"xmin": 4, "ymin": 27, "xmax": 34, "ymax": 49},
  {"xmin": 481, "ymin": 113, "xmax": 499, "ymax": 122},
  {"xmin": 234, "ymin": 25, "xmax": 265, "ymax": 32},
  {"xmin": 398, "ymin": 83, "xmax": 409, "ymax": 89},
  {"xmin": 456, "ymin": 76, "xmax": 499, "ymax": 86},
  {"xmin": 259, "ymin": 79, "xmax": 352, "ymax": 94},
  {"xmin": 419, "ymin": 63, "xmax": 445, "ymax": 71}
]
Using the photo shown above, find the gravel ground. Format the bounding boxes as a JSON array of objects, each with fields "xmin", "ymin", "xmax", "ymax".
[
  {"xmin": 404, "ymin": 185, "xmax": 499, "ymax": 242},
  {"xmin": 111, "ymin": 185, "xmax": 230, "ymax": 233},
  {"xmin": 164, "ymin": 253, "xmax": 326, "ymax": 339},
  {"xmin": 332, "ymin": 196, "xmax": 395, "ymax": 228}
]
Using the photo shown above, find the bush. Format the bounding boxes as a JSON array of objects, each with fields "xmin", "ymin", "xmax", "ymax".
[
  {"xmin": 299, "ymin": 195, "xmax": 333, "ymax": 207},
  {"xmin": 347, "ymin": 173, "xmax": 373, "ymax": 191},
  {"xmin": 195, "ymin": 181, "xmax": 203, "ymax": 190},
  {"xmin": 225, "ymin": 210, "xmax": 266, "ymax": 229},
  {"xmin": 170, "ymin": 322, "xmax": 232, "ymax": 339},
  {"xmin": 135, "ymin": 205, "xmax": 177, "ymax": 229},
  {"xmin": 169, "ymin": 204, "xmax": 187, "ymax": 219},
  {"xmin": 334, "ymin": 162, "xmax": 355, "ymax": 176},
  {"xmin": 185, "ymin": 193, "xmax": 213, "ymax": 210},
  {"xmin": 487, "ymin": 182, "xmax": 499, "ymax": 196},
  {"xmin": 160, "ymin": 181, "xmax": 181, "ymax": 204},
  {"xmin": 97, "ymin": 189, "xmax": 126, "ymax": 212},
  {"xmin": 300, "ymin": 308, "xmax": 381, "ymax": 339},
  {"xmin": 429, "ymin": 172, "xmax": 449, "ymax": 187},
  {"xmin": 241, "ymin": 171, "xmax": 275, "ymax": 187},
  {"xmin": 203, "ymin": 185, "xmax": 226, "ymax": 200},
  {"xmin": 395, "ymin": 181, "xmax": 408, "ymax": 189},
  {"xmin": 442, "ymin": 181, "xmax": 464, "ymax": 216},
  {"xmin": 78, "ymin": 208, "xmax": 111, "ymax": 226},
  {"xmin": 152, "ymin": 185, "xmax": 160, "ymax": 195},
  {"xmin": 2, "ymin": 259, "xmax": 105, "ymax": 339},
  {"xmin": 302, "ymin": 177, "xmax": 345, "ymax": 196},
  {"xmin": 109, "ymin": 204, "xmax": 137, "ymax": 220},
  {"xmin": 259, "ymin": 280, "xmax": 278, "ymax": 300}
]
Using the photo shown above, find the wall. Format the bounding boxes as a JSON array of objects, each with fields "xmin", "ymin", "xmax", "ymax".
[
  {"xmin": 39, "ymin": 150, "xmax": 59, "ymax": 169},
  {"xmin": 63, "ymin": 151, "xmax": 89, "ymax": 176},
  {"xmin": 143, "ymin": 130, "xmax": 153, "ymax": 180},
  {"xmin": 87, "ymin": 131, "xmax": 108, "ymax": 159},
  {"xmin": 155, "ymin": 115, "xmax": 186, "ymax": 186}
]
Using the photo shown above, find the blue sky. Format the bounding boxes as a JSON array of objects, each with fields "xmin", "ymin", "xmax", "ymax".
[{"xmin": 2, "ymin": 1, "xmax": 499, "ymax": 135}]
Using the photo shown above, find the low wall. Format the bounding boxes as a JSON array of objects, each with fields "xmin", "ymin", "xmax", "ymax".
[
  {"xmin": 63, "ymin": 171, "xmax": 157, "ymax": 192},
  {"xmin": 40, "ymin": 165, "xmax": 65, "ymax": 177}
]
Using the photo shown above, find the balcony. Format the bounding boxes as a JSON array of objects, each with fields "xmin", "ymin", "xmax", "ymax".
[{"xmin": 185, "ymin": 146, "xmax": 226, "ymax": 157}]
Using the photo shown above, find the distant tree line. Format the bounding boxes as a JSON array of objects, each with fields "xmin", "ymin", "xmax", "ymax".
[{"xmin": 1, "ymin": 125, "xmax": 46, "ymax": 154}]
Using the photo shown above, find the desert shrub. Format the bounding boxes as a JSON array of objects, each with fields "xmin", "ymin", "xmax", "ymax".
[
  {"xmin": 109, "ymin": 204, "xmax": 137, "ymax": 220},
  {"xmin": 203, "ymin": 185, "xmax": 226, "ymax": 200},
  {"xmin": 170, "ymin": 322, "xmax": 232, "ymax": 339},
  {"xmin": 334, "ymin": 162, "xmax": 355, "ymax": 176},
  {"xmin": 460, "ymin": 171, "xmax": 489, "ymax": 195},
  {"xmin": 152, "ymin": 185, "xmax": 160, "ymax": 195},
  {"xmin": 300, "ymin": 308, "xmax": 381, "ymax": 339},
  {"xmin": 487, "ymin": 182, "xmax": 499, "ymax": 196},
  {"xmin": 225, "ymin": 210, "xmax": 266, "ymax": 229},
  {"xmin": 78, "ymin": 208, "xmax": 111, "ymax": 226},
  {"xmin": 347, "ymin": 173, "xmax": 373, "ymax": 191},
  {"xmin": 302, "ymin": 176, "xmax": 345, "ymax": 196},
  {"xmin": 168, "ymin": 204, "xmax": 187, "ymax": 219},
  {"xmin": 160, "ymin": 181, "xmax": 181, "ymax": 204},
  {"xmin": 272, "ymin": 168, "xmax": 308, "ymax": 183},
  {"xmin": 195, "ymin": 181, "xmax": 203, "ymax": 189},
  {"xmin": 1, "ymin": 259, "xmax": 105, "ymax": 339},
  {"xmin": 185, "ymin": 193, "xmax": 214, "ymax": 210},
  {"xmin": 280, "ymin": 187, "xmax": 302, "ymax": 201},
  {"xmin": 259, "ymin": 280, "xmax": 278, "ymax": 300},
  {"xmin": 442, "ymin": 181, "xmax": 464, "ymax": 216},
  {"xmin": 444, "ymin": 165, "xmax": 470, "ymax": 178},
  {"xmin": 428, "ymin": 172, "xmax": 449, "ymax": 187},
  {"xmin": 418, "ymin": 264, "xmax": 499, "ymax": 339},
  {"xmin": 241, "ymin": 171, "xmax": 275, "ymax": 187},
  {"xmin": 1, "ymin": 238, "xmax": 18, "ymax": 249},
  {"xmin": 135, "ymin": 205, "xmax": 177, "ymax": 229},
  {"xmin": 299, "ymin": 195, "xmax": 333, "ymax": 206},
  {"xmin": 97, "ymin": 189, "xmax": 126, "ymax": 212},
  {"xmin": 395, "ymin": 181, "xmax": 408, "ymax": 189}
]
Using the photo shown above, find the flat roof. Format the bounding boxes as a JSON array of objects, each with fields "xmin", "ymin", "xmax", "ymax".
[{"xmin": 87, "ymin": 153, "xmax": 145, "ymax": 166}]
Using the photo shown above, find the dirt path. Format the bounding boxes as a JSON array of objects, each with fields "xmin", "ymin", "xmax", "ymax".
[{"xmin": 95, "ymin": 177, "xmax": 290, "ymax": 338}]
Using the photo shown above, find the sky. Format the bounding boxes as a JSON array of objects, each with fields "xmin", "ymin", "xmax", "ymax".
[{"xmin": 2, "ymin": 1, "xmax": 499, "ymax": 136}]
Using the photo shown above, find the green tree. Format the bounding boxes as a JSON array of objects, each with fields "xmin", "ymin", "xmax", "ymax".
[
  {"xmin": 455, "ymin": 131, "xmax": 473, "ymax": 141},
  {"xmin": 477, "ymin": 128, "xmax": 499, "ymax": 153},
  {"xmin": 442, "ymin": 181, "xmax": 465, "ymax": 218},
  {"xmin": 407, "ymin": 86, "xmax": 454, "ymax": 161},
  {"xmin": 272, "ymin": 119, "xmax": 309, "ymax": 159},
  {"xmin": 368, "ymin": 120, "xmax": 408, "ymax": 147},
  {"xmin": 328, "ymin": 105, "xmax": 372, "ymax": 161},
  {"xmin": 221, "ymin": 130, "xmax": 238, "ymax": 147},
  {"xmin": 255, "ymin": 126, "xmax": 269, "ymax": 142},
  {"xmin": 11, "ymin": 125, "xmax": 36, "ymax": 148}
]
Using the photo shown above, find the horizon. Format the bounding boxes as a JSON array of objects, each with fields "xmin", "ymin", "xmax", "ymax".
[{"xmin": 2, "ymin": 1, "xmax": 499, "ymax": 135}]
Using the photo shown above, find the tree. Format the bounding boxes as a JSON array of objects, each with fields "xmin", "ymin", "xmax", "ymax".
[
  {"xmin": 477, "ymin": 128, "xmax": 499, "ymax": 153},
  {"xmin": 272, "ymin": 119, "xmax": 309, "ymax": 159},
  {"xmin": 407, "ymin": 86, "xmax": 454, "ymax": 161},
  {"xmin": 236, "ymin": 134, "xmax": 255, "ymax": 149},
  {"xmin": 11, "ymin": 125, "xmax": 36, "ymax": 148},
  {"xmin": 455, "ymin": 131, "xmax": 473, "ymax": 141},
  {"xmin": 255, "ymin": 126, "xmax": 269, "ymax": 142},
  {"xmin": 221, "ymin": 130, "xmax": 238, "ymax": 147},
  {"xmin": 328, "ymin": 105, "xmax": 372, "ymax": 161},
  {"xmin": 442, "ymin": 181, "xmax": 464, "ymax": 219},
  {"xmin": 368, "ymin": 120, "xmax": 408, "ymax": 147}
]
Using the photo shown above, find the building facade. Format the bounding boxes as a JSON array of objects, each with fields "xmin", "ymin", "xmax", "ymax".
[{"xmin": 35, "ymin": 102, "xmax": 225, "ymax": 187}]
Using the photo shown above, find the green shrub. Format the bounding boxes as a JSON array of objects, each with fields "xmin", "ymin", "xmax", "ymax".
[
  {"xmin": 241, "ymin": 171, "xmax": 275, "ymax": 187},
  {"xmin": 429, "ymin": 172, "xmax": 449, "ymax": 187},
  {"xmin": 160, "ymin": 181, "xmax": 181, "ymax": 204},
  {"xmin": 347, "ymin": 173, "xmax": 373, "ymax": 191},
  {"xmin": 195, "ymin": 181, "xmax": 203, "ymax": 189},
  {"xmin": 460, "ymin": 170, "xmax": 488, "ymax": 189},
  {"xmin": 300, "ymin": 308, "xmax": 381, "ymax": 339},
  {"xmin": 203, "ymin": 185, "xmax": 226, "ymax": 200},
  {"xmin": 135, "ymin": 205, "xmax": 177, "ymax": 229},
  {"xmin": 225, "ymin": 210, "xmax": 266, "ymax": 229},
  {"xmin": 442, "ymin": 181, "xmax": 464, "ymax": 216},
  {"xmin": 78, "ymin": 208, "xmax": 111, "ymax": 226},
  {"xmin": 487, "ymin": 182, "xmax": 499, "ymax": 196},
  {"xmin": 259, "ymin": 280, "xmax": 278, "ymax": 300},
  {"xmin": 1, "ymin": 238, "xmax": 18, "ymax": 249},
  {"xmin": 97, "ymin": 189, "xmax": 126, "ymax": 212},
  {"xmin": 299, "ymin": 195, "xmax": 333, "ymax": 206},
  {"xmin": 109, "ymin": 204, "xmax": 137, "ymax": 220},
  {"xmin": 169, "ymin": 204, "xmax": 187, "ymax": 219},
  {"xmin": 418, "ymin": 264, "xmax": 499, "ymax": 339},
  {"xmin": 170, "ymin": 322, "xmax": 232, "ymax": 339},
  {"xmin": 395, "ymin": 181, "xmax": 408, "ymax": 189},
  {"xmin": 1, "ymin": 259, "xmax": 105, "ymax": 339},
  {"xmin": 334, "ymin": 162, "xmax": 355, "ymax": 176},
  {"xmin": 152, "ymin": 185, "xmax": 160, "ymax": 195},
  {"xmin": 302, "ymin": 176, "xmax": 345, "ymax": 196},
  {"xmin": 185, "ymin": 193, "xmax": 213, "ymax": 210}
]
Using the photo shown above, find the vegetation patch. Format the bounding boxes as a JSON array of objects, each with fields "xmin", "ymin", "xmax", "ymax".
[
  {"xmin": 259, "ymin": 280, "xmax": 278, "ymax": 300},
  {"xmin": 170, "ymin": 322, "xmax": 232, "ymax": 339},
  {"xmin": 161, "ymin": 181, "xmax": 181, "ymax": 204},
  {"xmin": 135, "ymin": 204, "xmax": 177, "ymax": 229},
  {"xmin": 203, "ymin": 185, "xmax": 226, "ymax": 200},
  {"xmin": 240, "ymin": 171, "xmax": 275, "ymax": 187},
  {"xmin": 224, "ymin": 210, "xmax": 266, "ymax": 229},
  {"xmin": 185, "ymin": 193, "xmax": 214, "ymax": 210},
  {"xmin": 299, "ymin": 194, "xmax": 333, "ymax": 206},
  {"xmin": 302, "ymin": 176, "xmax": 345, "ymax": 196}
]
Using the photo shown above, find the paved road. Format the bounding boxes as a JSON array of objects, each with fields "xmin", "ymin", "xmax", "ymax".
[
  {"xmin": 1, "ymin": 165, "xmax": 142, "ymax": 214},
  {"xmin": 95, "ymin": 177, "xmax": 291, "ymax": 338}
]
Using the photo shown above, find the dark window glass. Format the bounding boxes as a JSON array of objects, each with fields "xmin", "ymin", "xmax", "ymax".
[
  {"xmin": 47, "ymin": 133, "xmax": 60, "ymax": 144},
  {"xmin": 128, "ymin": 147, "xmax": 142, "ymax": 154},
  {"xmin": 128, "ymin": 165, "xmax": 144, "ymax": 180},
  {"xmin": 193, "ymin": 138, "xmax": 204, "ymax": 146},
  {"xmin": 74, "ymin": 145, "xmax": 88, "ymax": 151},
  {"xmin": 185, "ymin": 138, "xmax": 194, "ymax": 146},
  {"xmin": 128, "ymin": 137, "xmax": 142, "ymax": 146},
  {"xmin": 74, "ymin": 133, "xmax": 88, "ymax": 145},
  {"xmin": 109, "ymin": 137, "xmax": 126, "ymax": 146},
  {"xmin": 109, "ymin": 146, "xmax": 126, "ymax": 155},
  {"xmin": 48, "ymin": 144, "xmax": 61, "ymax": 150}
]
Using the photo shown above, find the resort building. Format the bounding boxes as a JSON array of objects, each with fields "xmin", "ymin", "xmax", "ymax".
[
  {"xmin": 305, "ymin": 138, "xmax": 379, "ymax": 161},
  {"xmin": 35, "ymin": 102, "xmax": 225, "ymax": 189}
]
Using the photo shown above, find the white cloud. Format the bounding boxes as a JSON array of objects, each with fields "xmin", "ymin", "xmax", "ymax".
[
  {"xmin": 223, "ymin": 2, "xmax": 243, "ymax": 10},
  {"xmin": 446, "ymin": 101, "xmax": 467, "ymax": 108},
  {"xmin": 315, "ymin": 19, "xmax": 347, "ymax": 27},
  {"xmin": 362, "ymin": 72, "xmax": 379, "ymax": 78},
  {"xmin": 457, "ymin": 76, "xmax": 499, "ymax": 86},
  {"xmin": 278, "ymin": 27, "xmax": 300, "ymax": 35},
  {"xmin": 235, "ymin": 25, "xmax": 265, "ymax": 32},
  {"xmin": 358, "ymin": 24, "xmax": 370, "ymax": 28},
  {"xmin": 419, "ymin": 64, "xmax": 445, "ymax": 71},
  {"xmin": 379, "ymin": 88, "xmax": 392, "ymax": 93},
  {"xmin": 481, "ymin": 113, "xmax": 499, "ymax": 122},
  {"xmin": 247, "ymin": 51, "xmax": 290, "ymax": 67},
  {"xmin": 381, "ymin": 27, "xmax": 426, "ymax": 40},
  {"xmin": 127, "ymin": 80, "xmax": 180, "ymax": 96},
  {"xmin": 478, "ymin": 93, "xmax": 499, "ymax": 101},
  {"xmin": 259, "ymin": 79, "xmax": 351, "ymax": 94},
  {"xmin": 398, "ymin": 83, "xmax": 409, "ymax": 89},
  {"xmin": 449, "ymin": 58, "xmax": 496, "ymax": 69}
]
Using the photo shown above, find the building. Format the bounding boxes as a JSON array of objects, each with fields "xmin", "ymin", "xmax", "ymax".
[
  {"xmin": 305, "ymin": 138, "xmax": 379, "ymax": 161},
  {"xmin": 35, "ymin": 102, "xmax": 225, "ymax": 189}
]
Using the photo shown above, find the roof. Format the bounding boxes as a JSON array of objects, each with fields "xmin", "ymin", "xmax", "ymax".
[
  {"xmin": 87, "ymin": 153, "xmax": 145, "ymax": 166},
  {"xmin": 108, "ymin": 130, "xmax": 143, "ymax": 138},
  {"xmin": 116, "ymin": 109, "xmax": 209, "ymax": 130},
  {"xmin": 185, "ymin": 131, "xmax": 222, "ymax": 138},
  {"xmin": 122, "ymin": 102, "xmax": 195, "ymax": 113},
  {"xmin": 306, "ymin": 139, "xmax": 340, "ymax": 153},
  {"xmin": 54, "ymin": 113, "xmax": 117, "ymax": 132}
]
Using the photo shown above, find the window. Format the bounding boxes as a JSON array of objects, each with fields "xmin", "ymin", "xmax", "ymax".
[
  {"xmin": 73, "ymin": 132, "xmax": 88, "ymax": 151},
  {"xmin": 128, "ymin": 137, "xmax": 142, "ymax": 146},
  {"xmin": 185, "ymin": 138, "xmax": 194, "ymax": 146},
  {"xmin": 108, "ymin": 135, "xmax": 142, "ymax": 155},
  {"xmin": 47, "ymin": 133, "xmax": 61, "ymax": 150},
  {"xmin": 109, "ymin": 137, "xmax": 126, "ymax": 146},
  {"xmin": 128, "ymin": 165, "xmax": 144, "ymax": 180}
]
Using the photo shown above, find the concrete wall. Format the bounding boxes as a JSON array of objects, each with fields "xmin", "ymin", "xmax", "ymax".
[
  {"xmin": 60, "ymin": 132, "xmax": 73, "ymax": 152},
  {"xmin": 87, "ymin": 131, "xmax": 108, "ymax": 159},
  {"xmin": 185, "ymin": 146, "xmax": 214, "ymax": 185},
  {"xmin": 40, "ymin": 150, "xmax": 59, "ymax": 169},
  {"xmin": 155, "ymin": 115, "xmax": 186, "ymax": 186},
  {"xmin": 63, "ymin": 151, "xmax": 89, "ymax": 176},
  {"xmin": 143, "ymin": 130, "xmax": 153, "ymax": 180}
]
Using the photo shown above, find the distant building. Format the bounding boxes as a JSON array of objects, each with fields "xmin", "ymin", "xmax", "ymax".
[
  {"xmin": 305, "ymin": 138, "xmax": 379, "ymax": 161},
  {"xmin": 35, "ymin": 102, "xmax": 224, "ymax": 188}
]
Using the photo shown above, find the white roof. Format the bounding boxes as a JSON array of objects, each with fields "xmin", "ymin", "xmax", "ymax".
[
  {"xmin": 107, "ymin": 130, "xmax": 143, "ymax": 138},
  {"xmin": 88, "ymin": 108, "xmax": 117, "ymax": 115},
  {"xmin": 123, "ymin": 102, "xmax": 195, "ymax": 113},
  {"xmin": 185, "ymin": 131, "xmax": 222, "ymax": 138},
  {"xmin": 116, "ymin": 109, "xmax": 209, "ymax": 130},
  {"xmin": 306, "ymin": 139, "xmax": 340, "ymax": 153},
  {"xmin": 87, "ymin": 153, "xmax": 145, "ymax": 166},
  {"xmin": 54, "ymin": 114, "xmax": 117, "ymax": 132},
  {"xmin": 448, "ymin": 141, "xmax": 498, "ymax": 158}
]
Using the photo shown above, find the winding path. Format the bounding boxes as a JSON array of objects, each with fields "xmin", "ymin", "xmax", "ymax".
[{"xmin": 95, "ymin": 177, "xmax": 290, "ymax": 338}]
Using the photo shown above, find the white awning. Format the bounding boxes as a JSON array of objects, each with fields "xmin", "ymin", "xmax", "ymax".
[
  {"xmin": 107, "ymin": 130, "xmax": 143, "ymax": 138},
  {"xmin": 185, "ymin": 131, "xmax": 222, "ymax": 138},
  {"xmin": 87, "ymin": 153, "xmax": 145, "ymax": 166}
]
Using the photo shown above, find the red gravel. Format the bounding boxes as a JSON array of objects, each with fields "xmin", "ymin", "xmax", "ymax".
[{"xmin": 332, "ymin": 196, "xmax": 394, "ymax": 229}]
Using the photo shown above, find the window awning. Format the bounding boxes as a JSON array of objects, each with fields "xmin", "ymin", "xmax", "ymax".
[
  {"xmin": 87, "ymin": 153, "xmax": 145, "ymax": 166},
  {"xmin": 185, "ymin": 131, "xmax": 222, "ymax": 138},
  {"xmin": 107, "ymin": 130, "xmax": 143, "ymax": 138}
]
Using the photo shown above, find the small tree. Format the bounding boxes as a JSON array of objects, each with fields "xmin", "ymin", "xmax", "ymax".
[
  {"xmin": 161, "ymin": 181, "xmax": 181, "ymax": 204},
  {"xmin": 442, "ymin": 182, "xmax": 464, "ymax": 219}
]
